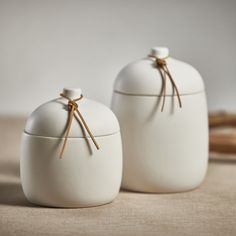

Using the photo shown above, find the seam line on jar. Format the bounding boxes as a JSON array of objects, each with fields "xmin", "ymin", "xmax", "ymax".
[
  {"xmin": 23, "ymin": 130, "xmax": 120, "ymax": 139},
  {"xmin": 113, "ymin": 90, "xmax": 205, "ymax": 97}
]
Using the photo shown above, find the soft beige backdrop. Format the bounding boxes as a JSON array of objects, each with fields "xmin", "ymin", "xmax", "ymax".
[{"xmin": 0, "ymin": 0, "xmax": 236, "ymax": 114}]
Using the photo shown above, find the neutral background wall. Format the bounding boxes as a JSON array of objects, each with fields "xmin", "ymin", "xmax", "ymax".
[{"xmin": 0, "ymin": 0, "xmax": 235, "ymax": 115}]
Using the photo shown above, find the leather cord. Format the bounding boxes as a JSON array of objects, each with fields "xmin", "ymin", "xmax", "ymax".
[
  {"xmin": 59, "ymin": 93, "xmax": 99, "ymax": 158},
  {"xmin": 149, "ymin": 55, "xmax": 182, "ymax": 111}
]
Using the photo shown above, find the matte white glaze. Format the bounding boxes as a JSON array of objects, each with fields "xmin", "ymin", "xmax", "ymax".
[
  {"xmin": 111, "ymin": 47, "xmax": 208, "ymax": 193},
  {"xmin": 114, "ymin": 57, "xmax": 204, "ymax": 96},
  {"xmin": 21, "ymin": 88, "xmax": 122, "ymax": 207},
  {"xmin": 150, "ymin": 47, "xmax": 169, "ymax": 59},
  {"xmin": 21, "ymin": 133, "xmax": 122, "ymax": 207},
  {"xmin": 25, "ymin": 89, "xmax": 119, "ymax": 138}
]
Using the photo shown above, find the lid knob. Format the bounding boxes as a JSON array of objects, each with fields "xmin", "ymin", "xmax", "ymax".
[
  {"xmin": 63, "ymin": 87, "xmax": 82, "ymax": 99},
  {"xmin": 150, "ymin": 47, "xmax": 169, "ymax": 59}
]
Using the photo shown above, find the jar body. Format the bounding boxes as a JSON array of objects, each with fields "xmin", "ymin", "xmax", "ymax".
[
  {"xmin": 20, "ymin": 132, "xmax": 122, "ymax": 207},
  {"xmin": 111, "ymin": 92, "xmax": 208, "ymax": 192}
]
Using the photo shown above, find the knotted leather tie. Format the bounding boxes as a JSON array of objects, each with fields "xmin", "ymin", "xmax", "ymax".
[
  {"xmin": 59, "ymin": 93, "xmax": 99, "ymax": 158},
  {"xmin": 149, "ymin": 55, "xmax": 182, "ymax": 112}
]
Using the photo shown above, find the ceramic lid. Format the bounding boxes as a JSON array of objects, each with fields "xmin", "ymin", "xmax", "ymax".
[
  {"xmin": 113, "ymin": 47, "xmax": 205, "ymax": 96},
  {"xmin": 24, "ymin": 88, "xmax": 120, "ymax": 138}
]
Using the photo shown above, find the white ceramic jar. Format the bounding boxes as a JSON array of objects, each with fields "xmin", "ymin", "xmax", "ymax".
[
  {"xmin": 21, "ymin": 88, "xmax": 122, "ymax": 207},
  {"xmin": 111, "ymin": 47, "xmax": 208, "ymax": 193}
]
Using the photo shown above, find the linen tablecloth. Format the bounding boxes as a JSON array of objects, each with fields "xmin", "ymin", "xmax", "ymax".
[{"xmin": 0, "ymin": 117, "xmax": 235, "ymax": 236}]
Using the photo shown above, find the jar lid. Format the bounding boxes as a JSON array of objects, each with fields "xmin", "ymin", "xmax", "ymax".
[
  {"xmin": 113, "ymin": 47, "xmax": 205, "ymax": 96},
  {"xmin": 24, "ymin": 88, "xmax": 120, "ymax": 138}
]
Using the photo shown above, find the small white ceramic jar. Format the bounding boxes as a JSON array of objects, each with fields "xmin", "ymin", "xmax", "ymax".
[
  {"xmin": 21, "ymin": 88, "xmax": 122, "ymax": 207},
  {"xmin": 111, "ymin": 47, "xmax": 208, "ymax": 193}
]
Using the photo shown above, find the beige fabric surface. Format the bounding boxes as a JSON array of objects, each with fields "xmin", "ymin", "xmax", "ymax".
[{"xmin": 0, "ymin": 116, "xmax": 236, "ymax": 236}]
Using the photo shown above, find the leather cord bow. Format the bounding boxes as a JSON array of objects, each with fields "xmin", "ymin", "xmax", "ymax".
[
  {"xmin": 59, "ymin": 93, "xmax": 99, "ymax": 158},
  {"xmin": 149, "ymin": 55, "xmax": 182, "ymax": 112}
]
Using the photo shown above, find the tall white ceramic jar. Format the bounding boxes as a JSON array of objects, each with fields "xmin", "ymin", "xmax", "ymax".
[
  {"xmin": 21, "ymin": 88, "xmax": 122, "ymax": 207},
  {"xmin": 111, "ymin": 47, "xmax": 208, "ymax": 193}
]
